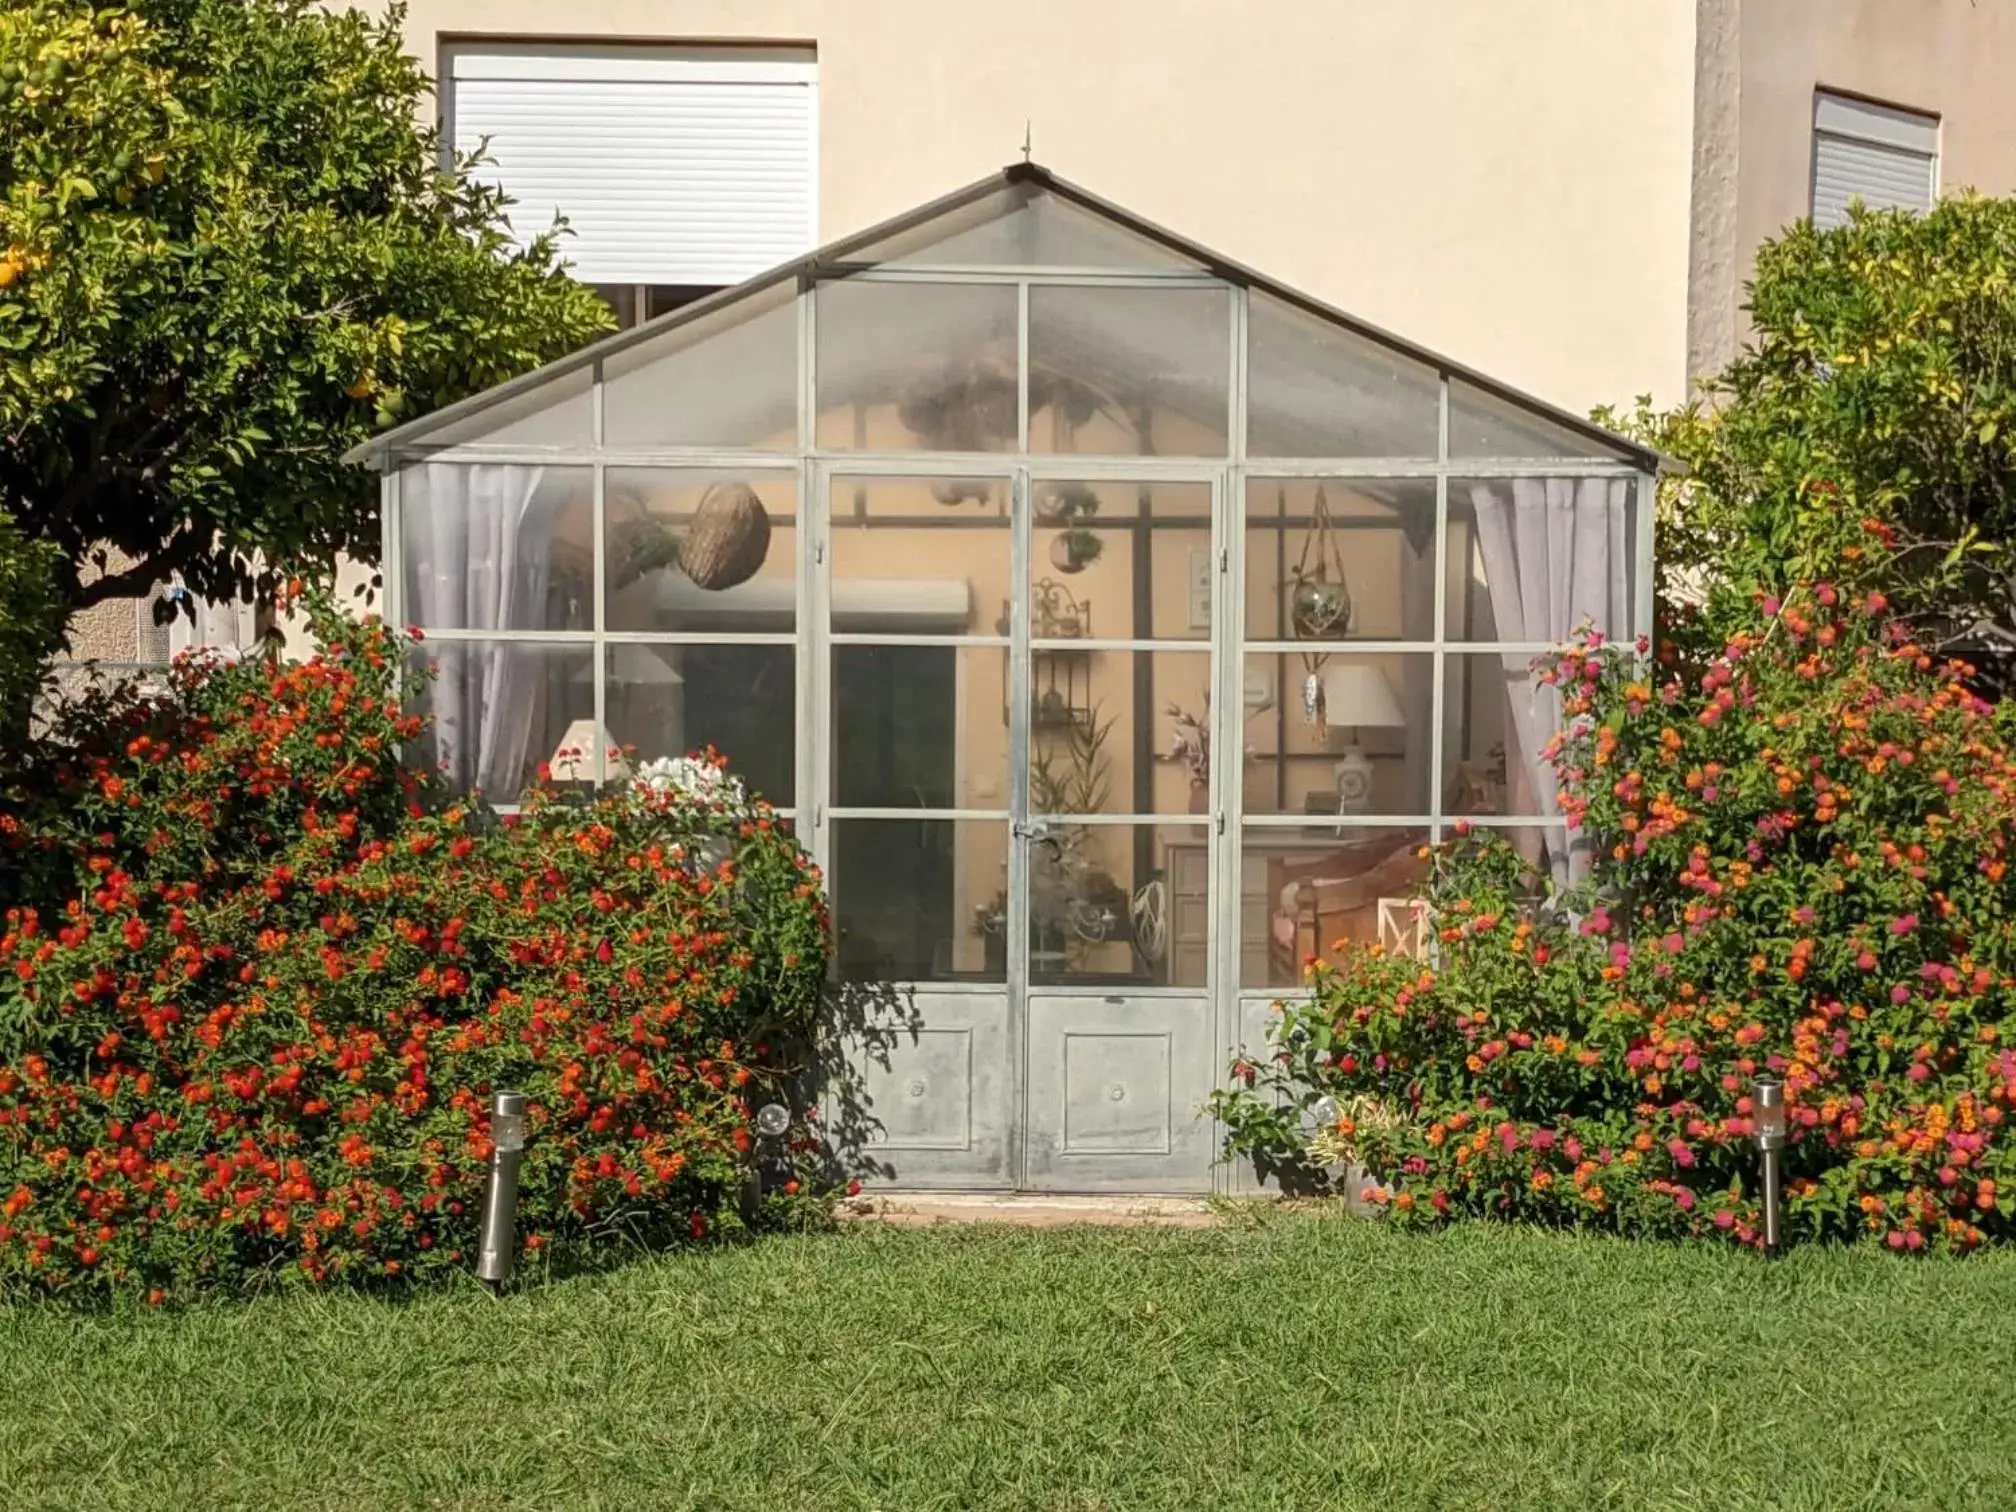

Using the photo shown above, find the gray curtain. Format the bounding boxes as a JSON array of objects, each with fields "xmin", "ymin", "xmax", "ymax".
[
  {"xmin": 1468, "ymin": 477, "xmax": 1630, "ymax": 885},
  {"xmin": 411, "ymin": 463, "xmax": 556, "ymax": 795}
]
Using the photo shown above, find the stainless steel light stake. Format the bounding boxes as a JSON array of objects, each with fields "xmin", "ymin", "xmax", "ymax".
[
  {"xmin": 1751, "ymin": 1077, "xmax": 1786, "ymax": 1253},
  {"xmin": 477, "ymin": 1090, "xmax": 527, "ymax": 1284}
]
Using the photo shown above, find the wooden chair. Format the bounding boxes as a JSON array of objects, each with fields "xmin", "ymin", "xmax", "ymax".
[{"xmin": 1267, "ymin": 834, "xmax": 1428, "ymax": 981}]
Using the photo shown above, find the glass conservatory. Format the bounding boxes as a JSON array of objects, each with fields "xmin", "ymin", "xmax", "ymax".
[{"xmin": 351, "ymin": 163, "xmax": 1660, "ymax": 1193}]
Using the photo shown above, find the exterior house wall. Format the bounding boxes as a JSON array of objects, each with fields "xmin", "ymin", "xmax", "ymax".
[{"xmin": 66, "ymin": 600, "xmax": 140, "ymax": 664}]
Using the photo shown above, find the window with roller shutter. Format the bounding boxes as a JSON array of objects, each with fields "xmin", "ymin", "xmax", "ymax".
[
  {"xmin": 442, "ymin": 43, "xmax": 818, "ymax": 330},
  {"xmin": 1811, "ymin": 91, "xmax": 1938, "ymax": 231}
]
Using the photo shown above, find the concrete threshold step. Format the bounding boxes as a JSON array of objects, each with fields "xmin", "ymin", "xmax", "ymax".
[{"xmin": 839, "ymin": 1192, "xmax": 1220, "ymax": 1229}]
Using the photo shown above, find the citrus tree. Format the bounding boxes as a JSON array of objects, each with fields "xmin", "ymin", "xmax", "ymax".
[{"xmin": 0, "ymin": 0, "xmax": 609, "ymax": 662}]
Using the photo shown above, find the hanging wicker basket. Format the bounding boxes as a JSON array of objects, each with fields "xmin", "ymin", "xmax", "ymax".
[{"xmin": 681, "ymin": 482, "xmax": 772, "ymax": 591}]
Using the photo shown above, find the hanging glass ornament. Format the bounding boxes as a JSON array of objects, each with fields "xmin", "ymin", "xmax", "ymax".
[{"xmin": 1287, "ymin": 486, "xmax": 1353, "ymax": 640}]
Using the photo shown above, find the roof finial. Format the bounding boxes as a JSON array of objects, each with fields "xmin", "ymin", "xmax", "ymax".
[{"xmin": 1021, "ymin": 120, "xmax": 1032, "ymax": 164}]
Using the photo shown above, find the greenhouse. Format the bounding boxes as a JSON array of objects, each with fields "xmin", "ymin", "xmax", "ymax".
[{"xmin": 349, "ymin": 162, "xmax": 1661, "ymax": 1192}]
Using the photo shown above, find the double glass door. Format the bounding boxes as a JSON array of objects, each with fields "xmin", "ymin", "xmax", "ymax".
[{"xmin": 820, "ymin": 464, "xmax": 1223, "ymax": 1191}]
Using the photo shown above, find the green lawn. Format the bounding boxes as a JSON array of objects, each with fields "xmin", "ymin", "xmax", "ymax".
[{"xmin": 3, "ymin": 1211, "xmax": 2014, "ymax": 1511}]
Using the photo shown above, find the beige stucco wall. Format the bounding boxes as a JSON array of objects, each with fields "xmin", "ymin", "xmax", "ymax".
[
  {"xmin": 394, "ymin": 0, "xmax": 1699, "ymax": 420},
  {"xmin": 1689, "ymin": 0, "xmax": 2016, "ymax": 381}
]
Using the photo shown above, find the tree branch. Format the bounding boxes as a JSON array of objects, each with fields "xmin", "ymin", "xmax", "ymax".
[{"xmin": 72, "ymin": 531, "xmax": 209, "ymax": 611}]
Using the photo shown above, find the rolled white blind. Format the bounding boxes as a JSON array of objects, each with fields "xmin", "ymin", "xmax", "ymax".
[
  {"xmin": 1811, "ymin": 92, "xmax": 1937, "ymax": 230},
  {"xmin": 447, "ymin": 48, "xmax": 818, "ymax": 287}
]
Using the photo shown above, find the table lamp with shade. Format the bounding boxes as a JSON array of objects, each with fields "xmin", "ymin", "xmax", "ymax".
[
  {"xmin": 554, "ymin": 646, "xmax": 686, "ymax": 782},
  {"xmin": 548, "ymin": 719, "xmax": 631, "ymax": 784},
  {"xmin": 1321, "ymin": 661, "xmax": 1406, "ymax": 813}
]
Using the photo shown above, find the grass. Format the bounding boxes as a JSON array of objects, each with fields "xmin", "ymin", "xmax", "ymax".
[{"xmin": 3, "ymin": 1211, "xmax": 2015, "ymax": 1510}]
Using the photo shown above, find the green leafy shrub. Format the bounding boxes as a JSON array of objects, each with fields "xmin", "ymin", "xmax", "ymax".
[
  {"xmin": 1217, "ymin": 582, "xmax": 2016, "ymax": 1252},
  {"xmin": 0, "ymin": 603, "xmax": 829, "ymax": 1299}
]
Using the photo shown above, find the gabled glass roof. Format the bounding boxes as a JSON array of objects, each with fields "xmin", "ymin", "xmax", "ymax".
[{"xmin": 349, "ymin": 163, "xmax": 1661, "ymax": 470}]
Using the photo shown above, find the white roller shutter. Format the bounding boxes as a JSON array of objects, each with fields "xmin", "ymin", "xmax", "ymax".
[
  {"xmin": 446, "ymin": 46, "xmax": 818, "ymax": 287},
  {"xmin": 1811, "ymin": 92, "xmax": 1937, "ymax": 230}
]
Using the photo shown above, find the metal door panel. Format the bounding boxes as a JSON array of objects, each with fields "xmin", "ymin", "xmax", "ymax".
[
  {"xmin": 1022, "ymin": 993, "xmax": 1214, "ymax": 1192},
  {"xmin": 836, "ymin": 989, "xmax": 1013, "ymax": 1189}
]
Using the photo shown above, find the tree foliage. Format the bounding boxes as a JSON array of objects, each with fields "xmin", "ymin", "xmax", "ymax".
[
  {"xmin": 0, "ymin": 1, "xmax": 610, "ymax": 621},
  {"xmin": 1623, "ymin": 195, "xmax": 2016, "ymax": 689}
]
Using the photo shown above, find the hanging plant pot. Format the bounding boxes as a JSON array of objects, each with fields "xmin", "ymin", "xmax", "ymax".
[
  {"xmin": 681, "ymin": 482, "xmax": 771, "ymax": 590},
  {"xmin": 1286, "ymin": 484, "xmax": 1354, "ymax": 639},
  {"xmin": 899, "ymin": 361, "xmax": 1019, "ymax": 451},
  {"xmin": 1036, "ymin": 482, "xmax": 1100, "ymax": 527},
  {"xmin": 606, "ymin": 512, "xmax": 681, "ymax": 592},
  {"xmin": 970, "ymin": 367, "xmax": 1019, "ymax": 442},
  {"xmin": 931, "ymin": 480, "xmax": 989, "ymax": 507},
  {"xmin": 1050, "ymin": 529, "xmax": 1103, "ymax": 574}
]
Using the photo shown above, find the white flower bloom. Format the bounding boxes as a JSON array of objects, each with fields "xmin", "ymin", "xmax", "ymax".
[{"xmin": 628, "ymin": 756, "xmax": 754, "ymax": 816}]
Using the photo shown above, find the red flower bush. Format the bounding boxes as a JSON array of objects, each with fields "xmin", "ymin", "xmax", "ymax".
[
  {"xmin": 1217, "ymin": 586, "xmax": 2016, "ymax": 1251},
  {"xmin": 0, "ymin": 602, "xmax": 828, "ymax": 1298}
]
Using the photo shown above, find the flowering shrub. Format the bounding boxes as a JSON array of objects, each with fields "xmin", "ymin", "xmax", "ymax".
[
  {"xmin": 0, "ymin": 602, "xmax": 829, "ymax": 1299},
  {"xmin": 1217, "ymin": 581, "xmax": 2016, "ymax": 1252}
]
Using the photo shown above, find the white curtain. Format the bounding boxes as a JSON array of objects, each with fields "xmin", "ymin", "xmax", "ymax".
[
  {"xmin": 1469, "ymin": 477, "xmax": 1630, "ymax": 885},
  {"xmin": 411, "ymin": 463, "xmax": 556, "ymax": 795}
]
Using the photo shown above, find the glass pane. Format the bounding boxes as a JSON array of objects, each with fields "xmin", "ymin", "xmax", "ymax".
[
  {"xmin": 1448, "ymin": 378, "xmax": 1631, "ymax": 460},
  {"xmin": 1243, "ymin": 479, "xmax": 1436, "ymax": 642},
  {"xmin": 834, "ymin": 819, "xmax": 1008, "ymax": 983},
  {"xmin": 833, "ymin": 644, "xmax": 1008, "ymax": 809},
  {"xmin": 1444, "ymin": 652, "xmax": 1569, "ymax": 819},
  {"xmin": 1242, "ymin": 653, "xmax": 1433, "ymax": 818},
  {"xmin": 607, "ymin": 643, "xmax": 793, "ymax": 808},
  {"xmin": 815, "ymin": 280, "xmax": 1018, "ymax": 451},
  {"xmin": 1446, "ymin": 477, "xmax": 1635, "ymax": 642},
  {"xmin": 605, "ymin": 469, "xmax": 798, "ymax": 632},
  {"xmin": 840, "ymin": 182, "xmax": 1203, "ymax": 271},
  {"xmin": 422, "ymin": 365, "xmax": 593, "ymax": 449},
  {"xmin": 1246, "ymin": 293, "xmax": 1440, "ymax": 458},
  {"xmin": 1028, "ymin": 286, "xmax": 1229, "ymax": 455},
  {"xmin": 602, "ymin": 285, "xmax": 798, "ymax": 450},
  {"xmin": 1239, "ymin": 826, "xmax": 1431, "ymax": 988},
  {"xmin": 404, "ymin": 642, "xmax": 595, "ymax": 801},
  {"xmin": 1027, "ymin": 650, "xmax": 1210, "ymax": 818},
  {"xmin": 399, "ymin": 463, "xmax": 594, "ymax": 632},
  {"xmin": 1028, "ymin": 480, "xmax": 1211, "ymax": 641},
  {"xmin": 1029, "ymin": 823, "xmax": 1209, "ymax": 988},
  {"xmin": 830, "ymin": 475, "xmax": 1009, "ymax": 635}
]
